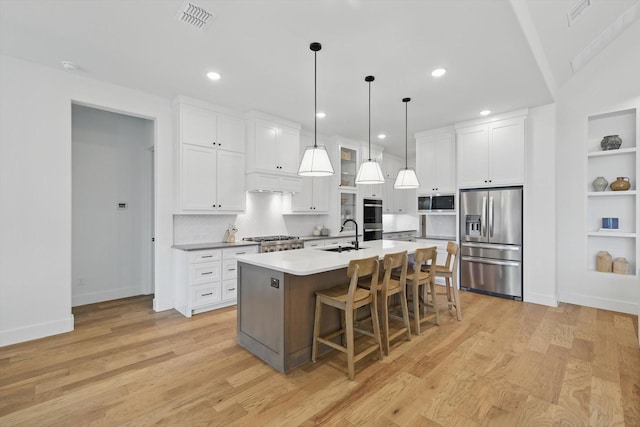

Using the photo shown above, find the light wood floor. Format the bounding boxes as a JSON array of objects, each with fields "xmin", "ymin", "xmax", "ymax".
[{"xmin": 1, "ymin": 291, "xmax": 638, "ymax": 426}]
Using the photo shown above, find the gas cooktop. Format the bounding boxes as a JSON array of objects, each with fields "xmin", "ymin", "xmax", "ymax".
[{"xmin": 242, "ymin": 235, "xmax": 300, "ymax": 242}]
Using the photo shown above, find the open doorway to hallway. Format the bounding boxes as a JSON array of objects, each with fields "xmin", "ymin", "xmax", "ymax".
[{"xmin": 71, "ymin": 104, "xmax": 154, "ymax": 307}]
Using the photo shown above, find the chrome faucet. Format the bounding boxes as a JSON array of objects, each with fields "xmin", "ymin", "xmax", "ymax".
[{"xmin": 341, "ymin": 219, "xmax": 359, "ymax": 250}]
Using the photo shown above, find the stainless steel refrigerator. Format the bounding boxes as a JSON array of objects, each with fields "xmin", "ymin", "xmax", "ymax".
[{"xmin": 459, "ymin": 186, "xmax": 523, "ymax": 300}]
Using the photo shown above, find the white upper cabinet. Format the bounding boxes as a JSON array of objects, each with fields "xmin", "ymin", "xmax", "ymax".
[
  {"xmin": 415, "ymin": 127, "xmax": 455, "ymax": 193},
  {"xmin": 180, "ymin": 104, "xmax": 245, "ymax": 152},
  {"xmin": 291, "ymin": 177, "xmax": 330, "ymax": 213},
  {"xmin": 174, "ymin": 99, "xmax": 246, "ymax": 213},
  {"xmin": 246, "ymin": 116, "xmax": 301, "ymax": 176},
  {"xmin": 456, "ymin": 115, "xmax": 525, "ymax": 188}
]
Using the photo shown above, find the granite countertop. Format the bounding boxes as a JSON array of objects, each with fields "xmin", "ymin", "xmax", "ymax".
[
  {"xmin": 236, "ymin": 240, "xmax": 423, "ymax": 276},
  {"xmin": 172, "ymin": 241, "xmax": 260, "ymax": 251}
]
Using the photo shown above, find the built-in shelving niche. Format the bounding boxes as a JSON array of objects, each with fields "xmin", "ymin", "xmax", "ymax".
[{"xmin": 586, "ymin": 108, "xmax": 638, "ymax": 276}]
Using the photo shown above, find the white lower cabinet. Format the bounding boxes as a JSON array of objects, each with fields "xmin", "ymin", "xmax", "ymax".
[{"xmin": 173, "ymin": 245, "xmax": 258, "ymax": 317}]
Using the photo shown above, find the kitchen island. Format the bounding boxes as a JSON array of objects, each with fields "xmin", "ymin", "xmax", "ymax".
[{"xmin": 235, "ymin": 240, "xmax": 426, "ymax": 372}]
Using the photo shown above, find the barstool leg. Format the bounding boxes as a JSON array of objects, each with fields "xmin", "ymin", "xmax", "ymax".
[
  {"xmin": 370, "ymin": 297, "xmax": 384, "ymax": 361},
  {"xmin": 381, "ymin": 294, "xmax": 390, "ymax": 356},
  {"xmin": 452, "ymin": 277, "xmax": 462, "ymax": 321},
  {"xmin": 345, "ymin": 306, "xmax": 355, "ymax": 381},
  {"xmin": 412, "ymin": 282, "xmax": 421, "ymax": 336},
  {"xmin": 399, "ymin": 287, "xmax": 411, "ymax": 341},
  {"xmin": 430, "ymin": 281, "xmax": 440, "ymax": 326},
  {"xmin": 445, "ymin": 276, "xmax": 453, "ymax": 308},
  {"xmin": 312, "ymin": 297, "xmax": 322, "ymax": 362}
]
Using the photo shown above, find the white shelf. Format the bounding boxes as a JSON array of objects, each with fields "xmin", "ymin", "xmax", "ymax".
[
  {"xmin": 587, "ymin": 147, "xmax": 636, "ymax": 157},
  {"xmin": 587, "ymin": 268, "xmax": 637, "ymax": 278},
  {"xmin": 587, "ymin": 190, "xmax": 636, "ymax": 197},
  {"xmin": 587, "ymin": 231, "xmax": 636, "ymax": 238}
]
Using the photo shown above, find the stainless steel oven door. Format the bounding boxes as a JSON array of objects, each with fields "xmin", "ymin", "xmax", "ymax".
[
  {"xmin": 363, "ymin": 228, "xmax": 383, "ymax": 241},
  {"xmin": 363, "ymin": 199, "xmax": 382, "ymax": 225}
]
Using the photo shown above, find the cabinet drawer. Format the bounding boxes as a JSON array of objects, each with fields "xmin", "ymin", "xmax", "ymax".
[
  {"xmin": 222, "ymin": 279, "xmax": 238, "ymax": 300},
  {"xmin": 222, "ymin": 259, "xmax": 238, "ymax": 280},
  {"xmin": 189, "ymin": 249, "xmax": 221, "ymax": 264},
  {"xmin": 192, "ymin": 283, "xmax": 222, "ymax": 307},
  {"xmin": 222, "ymin": 246, "xmax": 258, "ymax": 259},
  {"xmin": 305, "ymin": 240, "xmax": 324, "ymax": 248},
  {"xmin": 189, "ymin": 261, "xmax": 221, "ymax": 285}
]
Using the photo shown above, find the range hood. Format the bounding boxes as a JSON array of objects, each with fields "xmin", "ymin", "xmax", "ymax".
[{"xmin": 246, "ymin": 172, "xmax": 302, "ymax": 193}]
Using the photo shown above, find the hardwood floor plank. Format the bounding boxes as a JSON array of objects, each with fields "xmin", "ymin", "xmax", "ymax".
[{"xmin": 0, "ymin": 292, "xmax": 638, "ymax": 426}]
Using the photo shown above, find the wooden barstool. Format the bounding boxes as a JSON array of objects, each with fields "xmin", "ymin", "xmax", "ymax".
[
  {"xmin": 311, "ymin": 256, "xmax": 384, "ymax": 380},
  {"xmin": 358, "ymin": 251, "xmax": 411, "ymax": 355},
  {"xmin": 404, "ymin": 246, "xmax": 438, "ymax": 335},
  {"xmin": 423, "ymin": 241, "xmax": 462, "ymax": 320}
]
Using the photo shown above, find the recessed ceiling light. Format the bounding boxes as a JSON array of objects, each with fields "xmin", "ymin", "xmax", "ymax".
[
  {"xmin": 316, "ymin": 112, "xmax": 326, "ymax": 118},
  {"xmin": 206, "ymin": 71, "xmax": 221, "ymax": 81},
  {"xmin": 480, "ymin": 110, "xmax": 491, "ymax": 116},
  {"xmin": 431, "ymin": 68, "xmax": 446, "ymax": 77},
  {"xmin": 378, "ymin": 134, "xmax": 386, "ymax": 140},
  {"xmin": 61, "ymin": 61, "xmax": 78, "ymax": 71}
]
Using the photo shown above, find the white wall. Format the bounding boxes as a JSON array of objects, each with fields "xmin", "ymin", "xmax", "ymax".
[
  {"xmin": 555, "ymin": 21, "xmax": 640, "ymax": 314},
  {"xmin": 523, "ymin": 103, "xmax": 558, "ymax": 306},
  {"xmin": 72, "ymin": 105, "xmax": 153, "ymax": 306},
  {"xmin": 0, "ymin": 55, "xmax": 174, "ymax": 346}
]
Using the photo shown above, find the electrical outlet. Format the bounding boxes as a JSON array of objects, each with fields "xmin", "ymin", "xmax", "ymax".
[
  {"xmin": 78, "ymin": 278, "xmax": 86, "ymax": 286},
  {"xmin": 270, "ymin": 278, "xmax": 279, "ymax": 289}
]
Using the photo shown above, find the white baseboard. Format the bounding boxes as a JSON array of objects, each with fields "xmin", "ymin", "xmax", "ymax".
[
  {"xmin": 72, "ymin": 286, "xmax": 145, "ymax": 307},
  {"xmin": 559, "ymin": 292, "xmax": 638, "ymax": 315},
  {"xmin": 0, "ymin": 315, "xmax": 74, "ymax": 347},
  {"xmin": 524, "ymin": 291, "xmax": 558, "ymax": 307}
]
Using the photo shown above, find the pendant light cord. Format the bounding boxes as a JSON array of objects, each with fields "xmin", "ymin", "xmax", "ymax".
[
  {"xmin": 405, "ymin": 100, "xmax": 408, "ymax": 169},
  {"xmin": 368, "ymin": 79, "xmax": 371, "ymax": 161},
  {"xmin": 314, "ymin": 49, "xmax": 317, "ymax": 149}
]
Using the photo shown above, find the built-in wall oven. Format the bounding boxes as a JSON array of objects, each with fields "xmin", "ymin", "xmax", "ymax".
[{"xmin": 363, "ymin": 198, "xmax": 383, "ymax": 241}]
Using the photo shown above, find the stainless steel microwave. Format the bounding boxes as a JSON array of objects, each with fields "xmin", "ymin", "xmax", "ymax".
[{"xmin": 418, "ymin": 194, "xmax": 455, "ymax": 212}]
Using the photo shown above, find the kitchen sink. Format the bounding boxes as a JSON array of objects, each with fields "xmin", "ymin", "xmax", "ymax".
[{"xmin": 321, "ymin": 246, "xmax": 366, "ymax": 253}]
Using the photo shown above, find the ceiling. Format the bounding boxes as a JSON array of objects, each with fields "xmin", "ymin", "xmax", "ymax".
[{"xmin": 0, "ymin": 0, "xmax": 637, "ymax": 157}]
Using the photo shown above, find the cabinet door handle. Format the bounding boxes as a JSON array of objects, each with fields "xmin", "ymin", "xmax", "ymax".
[
  {"xmin": 201, "ymin": 255, "xmax": 213, "ymax": 258},
  {"xmin": 236, "ymin": 251, "xmax": 245, "ymax": 255},
  {"xmin": 201, "ymin": 292, "xmax": 213, "ymax": 296},
  {"xmin": 228, "ymin": 287, "xmax": 236, "ymax": 291},
  {"xmin": 218, "ymin": 205, "xmax": 222, "ymax": 208},
  {"xmin": 202, "ymin": 271, "xmax": 213, "ymax": 275},
  {"xmin": 227, "ymin": 268, "xmax": 236, "ymax": 272}
]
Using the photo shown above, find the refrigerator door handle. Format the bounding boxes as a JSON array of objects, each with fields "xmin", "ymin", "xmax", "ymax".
[
  {"xmin": 481, "ymin": 196, "xmax": 487, "ymax": 237},
  {"xmin": 462, "ymin": 256, "xmax": 520, "ymax": 267},
  {"xmin": 489, "ymin": 196, "xmax": 494, "ymax": 238},
  {"xmin": 463, "ymin": 242, "xmax": 521, "ymax": 251}
]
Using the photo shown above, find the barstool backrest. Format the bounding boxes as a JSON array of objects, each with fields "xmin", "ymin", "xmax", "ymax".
[
  {"xmin": 444, "ymin": 241, "xmax": 460, "ymax": 273},
  {"xmin": 347, "ymin": 256, "xmax": 379, "ymax": 301},
  {"xmin": 381, "ymin": 251, "xmax": 408, "ymax": 295}
]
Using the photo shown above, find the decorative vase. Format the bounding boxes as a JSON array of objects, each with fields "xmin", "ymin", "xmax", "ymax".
[
  {"xmin": 613, "ymin": 258, "xmax": 629, "ymax": 275},
  {"xmin": 610, "ymin": 177, "xmax": 631, "ymax": 191},
  {"xmin": 600, "ymin": 135, "xmax": 622, "ymax": 150},
  {"xmin": 592, "ymin": 176, "xmax": 608, "ymax": 192},
  {"xmin": 596, "ymin": 251, "xmax": 612, "ymax": 272}
]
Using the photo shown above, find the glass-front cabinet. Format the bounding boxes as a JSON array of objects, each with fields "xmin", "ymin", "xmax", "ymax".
[
  {"xmin": 340, "ymin": 191, "xmax": 357, "ymax": 231},
  {"xmin": 339, "ymin": 145, "xmax": 358, "ymax": 189}
]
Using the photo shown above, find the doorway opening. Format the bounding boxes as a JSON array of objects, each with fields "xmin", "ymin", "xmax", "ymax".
[{"xmin": 71, "ymin": 104, "xmax": 155, "ymax": 307}]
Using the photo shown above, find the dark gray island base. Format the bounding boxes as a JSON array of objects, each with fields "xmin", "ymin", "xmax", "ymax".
[{"xmin": 236, "ymin": 262, "xmax": 347, "ymax": 372}]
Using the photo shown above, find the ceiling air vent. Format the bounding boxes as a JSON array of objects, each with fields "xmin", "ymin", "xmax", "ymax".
[
  {"xmin": 567, "ymin": 0, "xmax": 591, "ymax": 27},
  {"xmin": 177, "ymin": 1, "xmax": 215, "ymax": 31},
  {"xmin": 570, "ymin": 1, "xmax": 639, "ymax": 73}
]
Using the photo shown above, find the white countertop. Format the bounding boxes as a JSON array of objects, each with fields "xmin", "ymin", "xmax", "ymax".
[{"xmin": 236, "ymin": 239, "xmax": 426, "ymax": 276}]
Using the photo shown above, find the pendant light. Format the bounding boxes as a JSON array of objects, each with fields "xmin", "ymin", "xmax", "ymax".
[
  {"xmin": 298, "ymin": 42, "xmax": 334, "ymax": 177},
  {"xmin": 394, "ymin": 97, "xmax": 420, "ymax": 189},
  {"xmin": 355, "ymin": 75, "xmax": 385, "ymax": 184}
]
